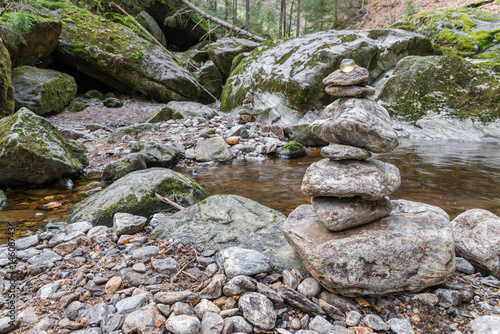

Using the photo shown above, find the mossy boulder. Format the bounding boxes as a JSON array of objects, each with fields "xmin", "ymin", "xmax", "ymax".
[
  {"xmin": 103, "ymin": 97, "xmax": 123, "ymax": 108},
  {"xmin": 0, "ymin": 190, "xmax": 6, "ymax": 211},
  {"xmin": 283, "ymin": 124, "xmax": 328, "ymax": 146},
  {"xmin": 377, "ymin": 55, "xmax": 500, "ymax": 122},
  {"xmin": 147, "ymin": 101, "xmax": 217, "ymax": 123},
  {"xmin": 101, "ymin": 153, "xmax": 147, "ymax": 182},
  {"xmin": 0, "ymin": 108, "xmax": 88, "ymax": 187},
  {"xmin": 36, "ymin": 1, "xmax": 200, "ymax": 102},
  {"xmin": 205, "ymin": 38, "xmax": 260, "ymax": 80},
  {"xmin": 70, "ymin": 168, "xmax": 205, "ymax": 226},
  {"xmin": 221, "ymin": 29, "xmax": 437, "ymax": 125},
  {"xmin": 152, "ymin": 194, "xmax": 304, "ymax": 272},
  {"xmin": 195, "ymin": 60, "xmax": 223, "ymax": 103},
  {"xmin": 108, "ymin": 123, "xmax": 158, "ymax": 143},
  {"xmin": 392, "ymin": 9, "xmax": 500, "ymax": 58},
  {"xmin": 12, "ymin": 66, "xmax": 77, "ymax": 115},
  {"xmin": 277, "ymin": 141, "xmax": 306, "ymax": 159},
  {"xmin": 0, "ymin": 39, "xmax": 14, "ymax": 118},
  {"xmin": 0, "ymin": 14, "xmax": 61, "ymax": 68},
  {"xmin": 67, "ymin": 100, "xmax": 86, "ymax": 112}
]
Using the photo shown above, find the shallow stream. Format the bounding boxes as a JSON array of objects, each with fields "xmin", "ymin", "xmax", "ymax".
[{"xmin": 1, "ymin": 139, "xmax": 499, "ymax": 243}]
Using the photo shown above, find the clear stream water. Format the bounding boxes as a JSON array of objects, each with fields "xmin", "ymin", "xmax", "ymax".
[{"xmin": 1, "ymin": 139, "xmax": 499, "ymax": 243}]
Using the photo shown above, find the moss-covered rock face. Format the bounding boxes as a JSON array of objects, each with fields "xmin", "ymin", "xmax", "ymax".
[
  {"xmin": 377, "ymin": 55, "xmax": 500, "ymax": 122},
  {"xmin": 32, "ymin": 0, "xmax": 200, "ymax": 102},
  {"xmin": 152, "ymin": 194, "xmax": 304, "ymax": 272},
  {"xmin": 70, "ymin": 168, "xmax": 206, "ymax": 226},
  {"xmin": 12, "ymin": 66, "xmax": 77, "ymax": 115},
  {"xmin": 0, "ymin": 13, "xmax": 61, "ymax": 68},
  {"xmin": 205, "ymin": 38, "xmax": 260, "ymax": 80},
  {"xmin": 0, "ymin": 107, "xmax": 88, "ymax": 187},
  {"xmin": 0, "ymin": 39, "xmax": 14, "ymax": 118},
  {"xmin": 221, "ymin": 29, "xmax": 437, "ymax": 125},
  {"xmin": 392, "ymin": 9, "xmax": 500, "ymax": 58}
]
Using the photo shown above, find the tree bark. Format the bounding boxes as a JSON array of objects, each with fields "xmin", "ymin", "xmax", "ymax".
[
  {"xmin": 178, "ymin": 0, "xmax": 265, "ymax": 42},
  {"xmin": 279, "ymin": 0, "xmax": 284, "ymax": 38},
  {"xmin": 287, "ymin": 0, "xmax": 293, "ymax": 37},
  {"xmin": 296, "ymin": 0, "xmax": 300, "ymax": 37},
  {"xmin": 245, "ymin": 0, "xmax": 250, "ymax": 29},
  {"xmin": 233, "ymin": 0, "xmax": 238, "ymax": 25},
  {"xmin": 225, "ymin": 0, "xmax": 229, "ymax": 20}
]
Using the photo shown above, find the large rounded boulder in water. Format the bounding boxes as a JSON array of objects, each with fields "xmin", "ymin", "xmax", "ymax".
[
  {"xmin": 70, "ymin": 168, "xmax": 205, "ymax": 226},
  {"xmin": 0, "ymin": 108, "xmax": 88, "ymax": 187}
]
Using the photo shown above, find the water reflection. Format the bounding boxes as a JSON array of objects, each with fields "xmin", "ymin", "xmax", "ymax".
[{"xmin": 1, "ymin": 139, "xmax": 499, "ymax": 242}]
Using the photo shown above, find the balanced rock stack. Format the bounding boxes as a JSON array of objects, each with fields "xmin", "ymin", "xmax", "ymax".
[
  {"xmin": 283, "ymin": 60, "xmax": 456, "ymax": 297},
  {"xmin": 238, "ymin": 92, "xmax": 262, "ymax": 124}
]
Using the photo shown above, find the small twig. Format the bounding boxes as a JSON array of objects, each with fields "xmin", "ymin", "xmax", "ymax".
[
  {"xmin": 155, "ymin": 193, "xmax": 184, "ymax": 211},
  {"xmin": 181, "ymin": 270, "xmax": 199, "ymax": 281},
  {"xmin": 170, "ymin": 258, "xmax": 196, "ymax": 282}
]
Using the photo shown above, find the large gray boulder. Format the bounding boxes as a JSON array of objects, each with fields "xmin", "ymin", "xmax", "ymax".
[
  {"xmin": 451, "ymin": 209, "xmax": 500, "ymax": 279},
  {"xmin": 70, "ymin": 168, "xmax": 205, "ymax": 225},
  {"xmin": 43, "ymin": 1, "xmax": 200, "ymax": 102},
  {"xmin": 378, "ymin": 55, "xmax": 500, "ymax": 123},
  {"xmin": 147, "ymin": 101, "xmax": 217, "ymax": 123},
  {"xmin": 152, "ymin": 194, "xmax": 303, "ymax": 272},
  {"xmin": 282, "ymin": 200, "xmax": 455, "ymax": 296},
  {"xmin": 205, "ymin": 38, "xmax": 260, "ymax": 79},
  {"xmin": 195, "ymin": 137, "xmax": 233, "ymax": 162},
  {"xmin": 221, "ymin": 29, "xmax": 436, "ymax": 124},
  {"xmin": 0, "ymin": 108, "xmax": 88, "ymax": 187},
  {"xmin": 301, "ymin": 158, "xmax": 401, "ymax": 200},
  {"xmin": 0, "ymin": 40, "xmax": 15, "ymax": 118},
  {"xmin": 310, "ymin": 98, "xmax": 399, "ymax": 153},
  {"xmin": 12, "ymin": 66, "xmax": 77, "ymax": 115}
]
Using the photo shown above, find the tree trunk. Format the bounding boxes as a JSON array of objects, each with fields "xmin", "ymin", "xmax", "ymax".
[
  {"xmin": 225, "ymin": 0, "xmax": 228, "ymax": 20},
  {"xmin": 287, "ymin": 0, "xmax": 293, "ymax": 37},
  {"xmin": 279, "ymin": 0, "xmax": 284, "ymax": 38},
  {"xmin": 296, "ymin": 0, "xmax": 300, "ymax": 37},
  {"xmin": 233, "ymin": 0, "xmax": 238, "ymax": 25},
  {"xmin": 333, "ymin": 0, "xmax": 338, "ymax": 27},
  {"xmin": 245, "ymin": 0, "xmax": 250, "ymax": 29},
  {"xmin": 177, "ymin": 0, "xmax": 265, "ymax": 42},
  {"xmin": 282, "ymin": 0, "xmax": 287, "ymax": 37}
]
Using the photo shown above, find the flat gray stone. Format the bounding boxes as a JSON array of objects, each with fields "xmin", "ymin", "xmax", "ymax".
[
  {"xmin": 238, "ymin": 292, "xmax": 276, "ymax": 330},
  {"xmin": 87, "ymin": 226, "xmax": 108, "ymax": 243},
  {"xmin": 65, "ymin": 221, "xmax": 92, "ymax": 235},
  {"xmin": 116, "ymin": 293, "xmax": 149, "ymax": 314},
  {"xmin": 15, "ymin": 235, "xmax": 39, "ymax": 250},
  {"xmin": 27, "ymin": 251, "xmax": 62, "ymax": 266},
  {"xmin": 165, "ymin": 315, "xmax": 200, "ymax": 334},
  {"xmin": 113, "ymin": 213, "xmax": 147, "ymax": 237},
  {"xmin": 36, "ymin": 281, "xmax": 61, "ymax": 299},
  {"xmin": 132, "ymin": 246, "xmax": 159, "ymax": 259},
  {"xmin": 87, "ymin": 303, "xmax": 115, "ymax": 326},
  {"xmin": 320, "ymin": 144, "xmax": 371, "ymax": 160},
  {"xmin": 322, "ymin": 65, "xmax": 369, "ymax": 86},
  {"xmin": 325, "ymin": 85, "xmax": 375, "ymax": 96},
  {"xmin": 201, "ymin": 311, "xmax": 224, "ymax": 334},
  {"xmin": 387, "ymin": 318, "xmax": 415, "ymax": 334},
  {"xmin": 302, "ymin": 158, "xmax": 401, "ymax": 200},
  {"xmin": 312, "ymin": 196, "xmax": 393, "ymax": 231},
  {"xmin": 152, "ymin": 258, "xmax": 180, "ymax": 275},
  {"xmin": 218, "ymin": 247, "xmax": 272, "ymax": 279},
  {"xmin": 195, "ymin": 136, "xmax": 233, "ymax": 162}
]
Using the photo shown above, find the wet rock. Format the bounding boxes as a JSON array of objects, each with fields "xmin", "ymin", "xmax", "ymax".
[
  {"xmin": 87, "ymin": 302, "xmax": 115, "ymax": 326},
  {"xmin": 297, "ymin": 278, "xmax": 322, "ymax": 299},
  {"xmin": 195, "ymin": 136, "xmax": 233, "ymax": 162},
  {"xmin": 15, "ymin": 235, "xmax": 39, "ymax": 250},
  {"xmin": 320, "ymin": 144, "xmax": 371, "ymax": 161},
  {"xmin": 387, "ymin": 318, "xmax": 415, "ymax": 334},
  {"xmin": 219, "ymin": 247, "xmax": 272, "ymax": 279},
  {"xmin": 201, "ymin": 311, "xmax": 224, "ymax": 334},
  {"xmin": 283, "ymin": 201, "xmax": 455, "ymax": 296},
  {"xmin": 311, "ymin": 196, "xmax": 392, "ymax": 231},
  {"xmin": 200, "ymin": 274, "xmax": 226, "ymax": 299},
  {"xmin": 361, "ymin": 314, "xmax": 389, "ymax": 331},
  {"xmin": 301, "ymin": 159, "xmax": 401, "ymax": 200},
  {"xmin": 147, "ymin": 101, "xmax": 217, "ymax": 122},
  {"xmin": 0, "ymin": 108, "xmax": 88, "ymax": 187},
  {"xmin": 238, "ymin": 292, "xmax": 277, "ymax": 330},
  {"xmin": 451, "ymin": 209, "xmax": 500, "ymax": 279},
  {"xmin": 152, "ymin": 194, "xmax": 301, "ymax": 271},
  {"xmin": 36, "ymin": 281, "xmax": 61, "ymax": 299},
  {"xmin": 116, "ymin": 293, "xmax": 150, "ymax": 314},
  {"xmin": 122, "ymin": 303, "xmax": 166, "ymax": 334},
  {"xmin": 113, "ymin": 213, "xmax": 147, "ymax": 237},
  {"xmin": 223, "ymin": 275, "xmax": 257, "ymax": 296},
  {"xmin": 70, "ymin": 168, "xmax": 205, "ymax": 225},
  {"xmin": 310, "ymin": 98, "xmax": 398, "ymax": 153},
  {"xmin": 12, "ymin": 66, "xmax": 77, "ymax": 115},
  {"xmin": 152, "ymin": 258, "xmax": 180, "ymax": 275},
  {"xmin": 165, "ymin": 314, "xmax": 201, "ymax": 334}
]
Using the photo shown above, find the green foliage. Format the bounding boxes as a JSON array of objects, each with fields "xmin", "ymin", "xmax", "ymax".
[
  {"xmin": 0, "ymin": 10, "xmax": 33, "ymax": 49},
  {"xmin": 403, "ymin": 1, "xmax": 418, "ymax": 17}
]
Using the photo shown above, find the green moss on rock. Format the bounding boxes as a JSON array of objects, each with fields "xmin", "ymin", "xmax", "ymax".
[
  {"xmin": 378, "ymin": 55, "xmax": 500, "ymax": 122},
  {"xmin": 0, "ymin": 39, "xmax": 15, "ymax": 118}
]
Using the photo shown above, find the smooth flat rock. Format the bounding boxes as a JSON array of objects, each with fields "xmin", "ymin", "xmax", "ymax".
[
  {"xmin": 451, "ymin": 209, "xmax": 500, "ymax": 279},
  {"xmin": 310, "ymin": 98, "xmax": 399, "ymax": 153},
  {"xmin": 321, "ymin": 144, "xmax": 371, "ymax": 160},
  {"xmin": 322, "ymin": 65, "xmax": 369, "ymax": 86},
  {"xmin": 325, "ymin": 85, "xmax": 375, "ymax": 97},
  {"xmin": 113, "ymin": 212, "xmax": 147, "ymax": 237},
  {"xmin": 282, "ymin": 200, "xmax": 455, "ymax": 296},
  {"xmin": 312, "ymin": 196, "xmax": 393, "ymax": 231},
  {"xmin": 301, "ymin": 158, "xmax": 401, "ymax": 200},
  {"xmin": 195, "ymin": 136, "xmax": 233, "ymax": 162},
  {"xmin": 218, "ymin": 247, "xmax": 272, "ymax": 279}
]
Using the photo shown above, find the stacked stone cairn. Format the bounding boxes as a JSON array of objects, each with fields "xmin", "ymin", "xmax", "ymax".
[
  {"xmin": 282, "ymin": 59, "xmax": 456, "ymax": 297},
  {"xmin": 238, "ymin": 92, "xmax": 262, "ymax": 124}
]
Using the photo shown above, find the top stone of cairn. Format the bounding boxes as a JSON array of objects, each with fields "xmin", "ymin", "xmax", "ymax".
[{"xmin": 322, "ymin": 64, "xmax": 369, "ymax": 86}]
